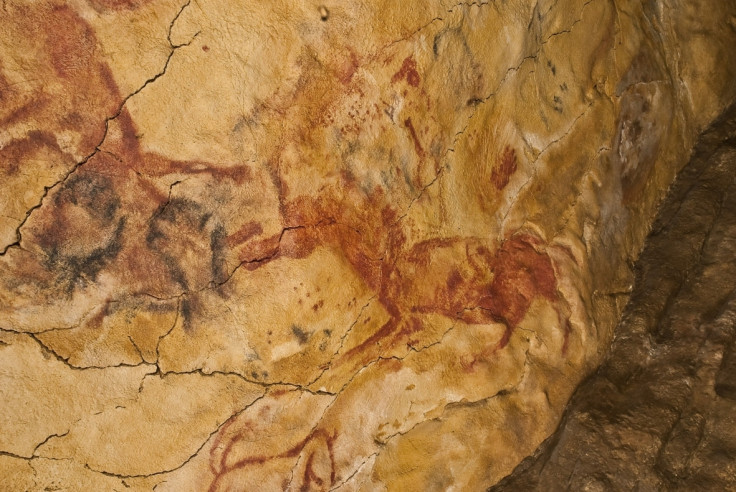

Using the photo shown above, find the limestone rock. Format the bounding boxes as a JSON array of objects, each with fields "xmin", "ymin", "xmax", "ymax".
[
  {"xmin": 1, "ymin": 0, "xmax": 735, "ymax": 490},
  {"xmin": 491, "ymin": 101, "xmax": 736, "ymax": 492}
]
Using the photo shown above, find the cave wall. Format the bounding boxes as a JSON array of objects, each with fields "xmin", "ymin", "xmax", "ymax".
[
  {"xmin": 1, "ymin": 0, "xmax": 735, "ymax": 490},
  {"xmin": 492, "ymin": 99, "xmax": 736, "ymax": 492}
]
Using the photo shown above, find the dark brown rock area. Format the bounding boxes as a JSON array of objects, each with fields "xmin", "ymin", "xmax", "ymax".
[{"xmin": 492, "ymin": 102, "xmax": 736, "ymax": 490}]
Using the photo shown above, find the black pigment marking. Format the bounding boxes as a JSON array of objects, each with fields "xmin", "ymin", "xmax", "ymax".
[
  {"xmin": 198, "ymin": 212, "xmax": 211, "ymax": 232},
  {"xmin": 291, "ymin": 325, "xmax": 309, "ymax": 345},
  {"xmin": 146, "ymin": 197, "xmax": 228, "ymax": 289},
  {"xmin": 50, "ymin": 217, "xmax": 126, "ymax": 291},
  {"xmin": 156, "ymin": 198, "xmax": 204, "ymax": 226},
  {"xmin": 547, "ymin": 60, "xmax": 556, "ymax": 75},
  {"xmin": 139, "ymin": 299, "xmax": 179, "ymax": 314},
  {"xmin": 181, "ymin": 296, "xmax": 193, "ymax": 332},
  {"xmin": 432, "ymin": 33, "xmax": 441, "ymax": 57},
  {"xmin": 210, "ymin": 224, "xmax": 228, "ymax": 284},
  {"xmin": 162, "ymin": 252, "xmax": 189, "ymax": 289},
  {"xmin": 145, "ymin": 226, "xmax": 164, "ymax": 247},
  {"xmin": 56, "ymin": 173, "xmax": 121, "ymax": 222},
  {"xmin": 553, "ymin": 95, "xmax": 563, "ymax": 113},
  {"xmin": 40, "ymin": 173, "xmax": 126, "ymax": 291},
  {"xmin": 431, "ymin": 27, "xmax": 465, "ymax": 59}
]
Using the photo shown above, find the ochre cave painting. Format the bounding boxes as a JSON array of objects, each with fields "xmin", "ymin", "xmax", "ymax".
[
  {"xmin": 2, "ymin": 2, "xmax": 575, "ymax": 488},
  {"xmin": 202, "ymin": 233, "xmax": 574, "ymax": 491},
  {"xmin": 38, "ymin": 172, "xmax": 126, "ymax": 292},
  {"xmin": 24, "ymin": 102, "xmax": 571, "ymax": 364},
  {"xmin": 491, "ymin": 145, "xmax": 518, "ymax": 190},
  {"xmin": 3, "ymin": 0, "xmax": 574, "ymax": 359},
  {"xmin": 208, "ymin": 401, "xmax": 338, "ymax": 492}
]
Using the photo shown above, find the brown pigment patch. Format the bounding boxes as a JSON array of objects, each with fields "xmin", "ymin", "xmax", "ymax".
[
  {"xmin": 227, "ymin": 221, "xmax": 263, "ymax": 248},
  {"xmin": 391, "ymin": 56, "xmax": 420, "ymax": 87},
  {"xmin": 491, "ymin": 146, "xmax": 518, "ymax": 190},
  {"xmin": 86, "ymin": 0, "xmax": 154, "ymax": 11},
  {"xmin": 479, "ymin": 235, "xmax": 559, "ymax": 348},
  {"xmin": 404, "ymin": 117, "xmax": 425, "ymax": 158}
]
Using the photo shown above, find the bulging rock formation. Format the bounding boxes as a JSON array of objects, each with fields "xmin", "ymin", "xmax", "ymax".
[
  {"xmin": 492, "ymin": 100, "xmax": 736, "ymax": 492},
  {"xmin": 1, "ymin": 0, "xmax": 735, "ymax": 490}
]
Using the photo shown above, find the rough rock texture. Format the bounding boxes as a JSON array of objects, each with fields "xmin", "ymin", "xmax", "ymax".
[
  {"xmin": 492, "ymin": 101, "xmax": 736, "ymax": 492},
  {"xmin": 1, "ymin": 0, "xmax": 735, "ymax": 490}
]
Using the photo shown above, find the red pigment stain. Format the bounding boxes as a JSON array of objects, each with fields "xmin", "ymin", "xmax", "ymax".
[
  {"xmin": 338, "ymin": 50, "xmax": 360, "ymax": 85},
  {"xmin": 391, "ymin": 56, "xmax": 420, "ymax": 87},
  {"xmin": 404, "ymin": 117, "xmax": 425, "ymax": 158},
  {"xmin": 1, "ymin": 130, "xmax": 62, "ymax": 175},
  {"xmin": 202, "ymin": 45, "xmax": 210, "ymax": 52},
  {"xmin": 337, "ymin": 231, "xmax": 568, "ymax": 374},
  {"xmin": 303, "ymin": 452, "xmax": 323, "ymax": 488},
  {"xmin": 2, "ymin": 96, "xmax": 51, "ymax": 127},
  {"xmin": 490, "ymin": 145, "xmax": 518, "ymax": 190},
  {"xmin": 208, "ymin": 426, "xmax": 337, "ymax": 492},
  {"xmin": 48, "ymin": 6, "xmax": 97, "ymax": 79},
  {"xmin": 446, "ymin": 268, "xmax": 462, "ymax": 291},
  {"xmin": 478, "ymin": 235, "xmax": 558, "ymax": 348},
  {"xmin": 226, "ymin": 221, "xmax": 263, "ymax": 248}
]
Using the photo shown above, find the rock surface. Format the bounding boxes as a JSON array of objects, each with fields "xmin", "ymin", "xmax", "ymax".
[
  {"xmin": 1, "ymin": 0, "xmax": 735, "ymax": 490},
  {"xmin": 492, "ymin": 101, "xmax": 736, "ymax": 492}
]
